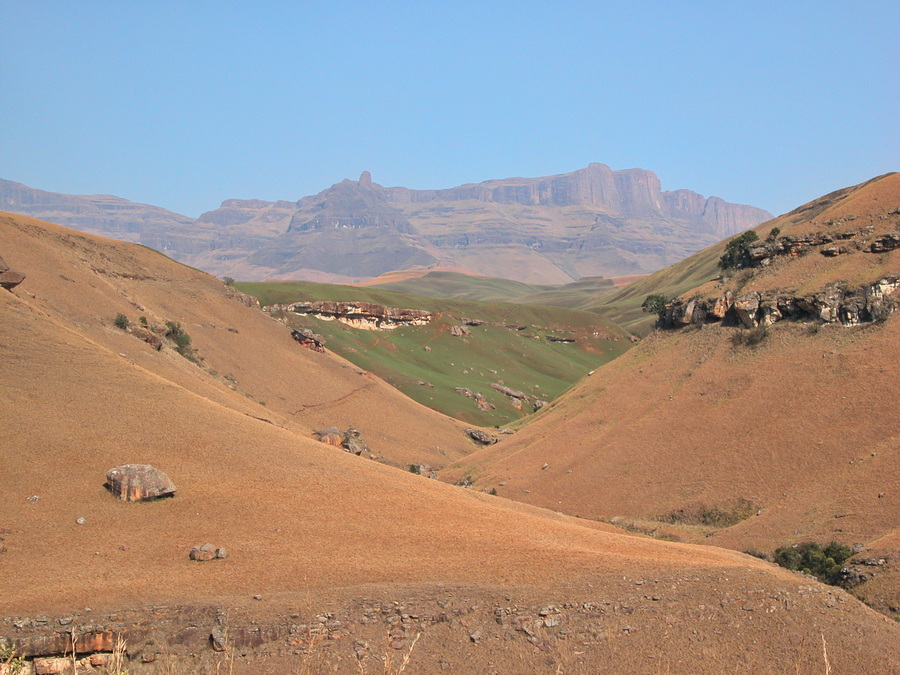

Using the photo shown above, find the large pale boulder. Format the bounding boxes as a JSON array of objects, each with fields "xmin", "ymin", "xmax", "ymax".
[{"xmin": 106, "ymin": 464, "xmax": 176, "ymax": 501}]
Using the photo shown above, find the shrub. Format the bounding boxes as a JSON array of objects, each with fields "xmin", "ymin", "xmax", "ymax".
[
  {"xmin": 773, "ymin": 541, "xmax": 853, "ymax": 586},
  {"xmin": 768, "ymin": 226, "xmax": 781, "ymax": 240},
  {"xmin": 732, "ymin": 325, "xmax": 768, "ymax": 348},
  {"xmin": 408, "ymin": 464, "xmax": 421, "ymax": 475},
  {"xmin": 114, "ymin": 313, "xmax": 129, "ymax": 330},
  {"xmin": 718, "ymin": 231, "xmax": 760, "ymax": 271},
  {"xmin": 641, "ymin": 294, "xmax": 669, "ymax": 317},
  {"xmin": 222, "ymin": 276, "xmax": 235, "ymax": 286},
  {"xmin": 164, "ymin": 321, "xmax": 195, "ymax": 359},
  {"xmin": 660, "ymin": 498, "xmax": 757, "ymax": 527},
  {"xmin": 139, "ymin": 315, "xmax": 148, "ymax": 326}
]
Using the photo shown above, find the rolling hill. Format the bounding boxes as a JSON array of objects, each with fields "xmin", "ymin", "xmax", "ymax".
[
  {"xmin": 2, "ymin": 210, "xmax": 897, "ymax": 672},
  {"xmin": 441, "ymin": 174, "xmax": 900, "ymax": 618}
]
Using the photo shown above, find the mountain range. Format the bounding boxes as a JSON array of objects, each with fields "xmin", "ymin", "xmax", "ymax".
[{"xmin": 0, "ymin": 164, "xmax": 772, "ymax": 284}]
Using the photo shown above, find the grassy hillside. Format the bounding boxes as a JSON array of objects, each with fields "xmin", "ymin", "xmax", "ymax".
[
  {"xmin": 596, "ymin": 173, "xmax": 900, "ymax": 336},
  {"xmin": 236, "ymin": 279, "xmax": 632, "ymax": 425}
]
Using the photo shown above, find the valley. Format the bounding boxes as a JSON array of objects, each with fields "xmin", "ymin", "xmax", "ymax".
[{"xmin": 0, "ymin": 173, "xmax": 898, "ymax": 673}]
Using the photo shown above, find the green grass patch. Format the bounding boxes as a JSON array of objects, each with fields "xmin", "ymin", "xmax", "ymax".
[{"xmin": 237, "ymin": 279, "xmax": 632, "ymax": 425}]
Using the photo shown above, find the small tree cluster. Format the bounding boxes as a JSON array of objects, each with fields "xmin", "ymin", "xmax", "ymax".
[
  {"xmin": 773, "ymin": 541, "xmax": 853, "ymax": 586},
  {"xmin": 114, "ymin": 313, "xmax": 129, "ymax": 329},
  {"xmin": 641, "ymin": 294, "xmax": 669, "ymax": 317},
  {"xmin": 718, "ymin": 230, "xmax": 760, "ymax": 271}
]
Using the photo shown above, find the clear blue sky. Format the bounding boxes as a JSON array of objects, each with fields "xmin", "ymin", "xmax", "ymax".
[{"xmin": 1, "ymin": 1, "xmax": 897, "ymax": 218}]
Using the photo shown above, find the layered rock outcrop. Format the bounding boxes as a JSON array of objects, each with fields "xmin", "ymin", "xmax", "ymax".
[
  {"xmin": 662, "ymin": 277, "xmax": 899, "ymax": 329},
  {"xmin": 269, "ymin": 300, "xmax": 432, "ymax": 330}
]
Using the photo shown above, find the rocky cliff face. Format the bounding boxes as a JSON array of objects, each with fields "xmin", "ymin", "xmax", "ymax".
[{"xmin": 1, "ymin": 166, "xmax": 773, "ymax": 283}]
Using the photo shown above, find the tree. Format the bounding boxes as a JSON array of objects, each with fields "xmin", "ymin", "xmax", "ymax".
[
  {"xmin": 641, "ymin": 294, "xmax": 669, "ymax": 317},
  {"xmin": 718, "ymin": 230, "xmax": 760, "ymax": 271}
]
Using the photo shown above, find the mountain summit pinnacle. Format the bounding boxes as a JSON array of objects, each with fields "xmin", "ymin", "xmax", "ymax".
[{"xmin": 359, "ymin": 171, "xmax": 373, "ymax": 187}]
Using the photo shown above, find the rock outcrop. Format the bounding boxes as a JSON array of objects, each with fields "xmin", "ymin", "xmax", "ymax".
[
  {"xmin": 465, "ymin": 428, "xmax": 499, "ymax": 445},
  {"xmin": 105, "ymin": 464, "xmax": 177, "ymax": 501},
  {"xmin": 313, "ymin": 427, "xmax": 370, "ymax": 456},
  {"xmin": 270, "ymin": 301, "xmax": 432, "ymax": 330},
  {"xmin": 0, "ymin": 254, "xmax": 25, "ymax": 290},
  {"xmin": 291, "ymin": 327, "xmax": 325, "ymax": 351},
  {"xmin": 662, "ymin": 276, "xmax": 899, "ymax": 330}
]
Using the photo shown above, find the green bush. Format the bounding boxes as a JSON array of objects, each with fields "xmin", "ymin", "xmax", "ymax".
[
  {"xmin": 718, "ymin": 231, "xmax": 760, "ymax": 271},
  {"xmin": 773, "ymin": 541, "xmax": 853, "ymax": 586},
  {"xmin": 641, "ymin": 294, "xmax": 669, "ymax": 317},
  {"xmin": 164, "ymin": 321, "xmax": 194, "ymax": 358},
  {"xmin": 114, "ymin": 313, "xmax": 129, "ymax": 329}
]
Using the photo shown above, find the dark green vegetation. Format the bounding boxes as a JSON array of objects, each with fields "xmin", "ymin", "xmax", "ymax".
[
  {"xmin": 718, "ymin": 230, "xmax": 760, "ymax": 271},
  {"xmin": 114, "ymin": 312, "xmax": 129, "ymax": 329},
  {"xmin": 164, "ymin": 321, "xmax": 196, "ymax": 361},
  {"xmin": 640, "ymin": 293, "xmax": 669, "ymax": 318},
  {"xmin": 660, "ymin": 499, "xmax": 758, "ymax": 528},
  {"xmin": 237, "ymin": 280, "xmax": 631, "ymax": 425},
  {"xmin": 773, "ymin": 541, "xmax": 854, "ymax": 586}
]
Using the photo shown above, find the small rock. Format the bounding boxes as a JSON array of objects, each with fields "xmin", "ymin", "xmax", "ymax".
[
  {"xmin": 211, "ymin": 625, "xmax": 227, "ymax": 651},
  {"xmin": 215, "ymin": 547, "xmax": 228, "ymax": 559},
  {"xmin": 189, "ymin": 543, "xmax": 218, "ymax": 561},
  {"xmin": 76, "ymin": 517, "xmax": 86, "ymax": 525},
  {"xmin": 469, "ymin": 630, "xmax": 482, "ymax": 643},
  {"xmin": 33, "ymin": 657, "xmax": 70, "ymax": 674},
  {"xmin": 90, "ymin": 654, "xmax": 110, "ymax": 666},
  {"xmin": 26, "ymin": 495, "xmax": 39, "ymax": 502},
  {"xmin": 253, "ymin": 594, "xmax": 263, "ymax": 601}
]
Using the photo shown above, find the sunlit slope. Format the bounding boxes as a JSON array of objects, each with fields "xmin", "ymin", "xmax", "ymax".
[
  {"xmin": 0, "ymin": 212, "xmax": 476, "ymax": 468},
  {"xmin": 1, "ymin": 211, "xmax": 898, "ymax": 671},
  {"xmin": 443, "ymin": 174, "xmax": 900, "ymax": 552},
  {"xmin": 596, "ymin": 173, "xmax": 899, "ymax": 335},
  {"xmin": 238, "ymin": 279, "xmax": 632, "ymax": 425}
]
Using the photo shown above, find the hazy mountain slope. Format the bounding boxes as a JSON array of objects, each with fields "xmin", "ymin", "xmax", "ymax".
[
  {"xmin": 1, "ymin": 213, "xmax": 898, "ymax": 672},
  {"xmin": 1, "ymin": 165, "xmax": 773, "ymax": 285},
  {"xmin": 442, "ymin": 175, "xmax": 899, "ymax": 552}
]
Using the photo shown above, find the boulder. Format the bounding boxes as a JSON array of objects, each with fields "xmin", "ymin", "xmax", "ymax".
[
  {"xmin": 33, "ymin": 657, "xmax": 70, "ymax": 674},
  {"xmin": 465, "ymin": 428, "xmax": 498, "ymax": 445},
  {"xmin": 106, "ymin": 464, "xmax": 176, "ymax": 501},
  {"xmin": 291, "ymin": 328, "xmax": 325, "ymax": 352},
  {"xmin": 0, "ymin": 269, "xmax": 26, "ymax": 290},
  {"xmin": 190, "ymin": 543, "xmax": 218, "ymax": 561},
  {"xmin": 710, "ymin": 290, "xmax": 734, "ymax": 319},
  {"xmin": 314, "ymin": 427, "xmax": 344, "ymax": 447},
  {"xmin": 732, "ymin": 293, "xmax": 761, "ymax": 328},
  {"xmin": 449, "ymin": 325, "xmax": 470, "ymax": 337}
]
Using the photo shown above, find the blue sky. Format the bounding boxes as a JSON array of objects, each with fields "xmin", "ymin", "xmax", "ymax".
[{"xmin": 1, "ymin": 1, "xmax": 897, "ymax": 218}]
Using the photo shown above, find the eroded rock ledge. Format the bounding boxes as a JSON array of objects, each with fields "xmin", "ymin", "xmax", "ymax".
[
  {"xmin": 661, "ymin": 276, "xmax": 899, "ymax": 329},
  {"xmin": 266, "ymin": 301, "xmax": 432, "ymax": 330}
]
